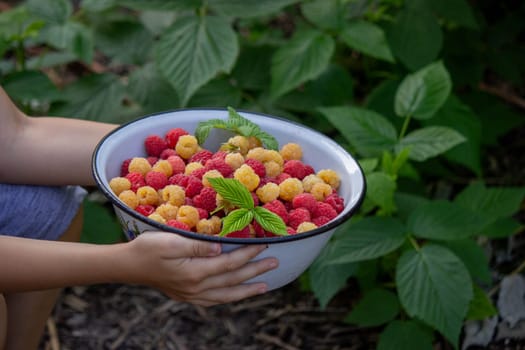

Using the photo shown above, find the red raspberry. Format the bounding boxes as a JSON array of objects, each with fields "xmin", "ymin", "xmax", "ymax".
[
  {"xmin": 288, "ymin": 207, "xmax": 311, "ymax": 230},
  {"xmin": 205, "ymin": 158, "xmax": 233, "ymax": 177},
  {"xmin": 126, "ymin": 172, "xmax": 146, "ymax": 192},
  {"xmin": 197, "ymin": 207, "xmax": 208, "ymax": 219},
  {"xmin": 166, "ymin": 155, "xmax": 186, "ymax": 175},
  {"xmin": 253, "ymin": 221, "xmax": 279, "ymax": 238},
  {"xmin": 244, "ymin": 158, "xmax": 266, "ymax": 178},
  {"xmin": 283, "ymin": 160, "xmax": 308, "ymax": 180},
  {"xmin": 263, "ymin": 200, "xmax": 288, "ymax": 224},
  {"xmin": 189, "ymin": 167, "xmax": 207, "ymax": 179},
  {"xmin": 136, "ymin": 204, "xmax": 155, "ymax": 216},
  {"xmin": 304, "ymin": 164, "xmax": 315, "ymax": 177},
  {"xmin": 166, "ymin": 219, "xmax": 191, "ymax": 231},
  {"xmin": 190, "ymin": 149, "xmax": 213, "ymax": 164},
  {"xmin": 145, "ymin": 171, "xmax": 168, "ymax": 191},
  {"xmin": 144, "ymin": 135, "xmax": 168, "ymax": 157},
  {"xmin": 273, "ymin": 173, "xmax": 291, "ymax": 184},
  {"xmin": 193, "ymin": 187, "xmax": 217, "ymax": 213},
  {"xmin": 211, "ymin": 151, "xmax": 227, "ymax": 160},
  {"xmin": 120, "ymin": 158, "xmax": 132, "ymax": 177},
  {"xmin": 165, "ymin": 128, "xmax": 189, "ymax": 148},
  {"xmin": 251, "ymin": 192, "xmax": 260, "ymax": 207},
  {"xmin": 314, "ymin": 202, "xmax": 337, "ymax": 220},
  {"xmin": 168, "ymin": 173, "xmax": 189, "ymax": 187},
  {"xmin": 292, "ymin": 193, "xmax": 318, "ymax": 214},
  {"xmin": 184, "ymin": 197, "xmax": 193, "ymax": 206},
  {"xmin": 226, "ymin": 226, "xmax": 251, "ymax": 238},
  {"xmin": 312, "ymin": 215, "xmax": 331, "ymax": 227},
  {"xmin": 325, "ymin": 193, "xmax": 345, "ymax": 213},
  {"xmin": 147, "ymin": 156, "xmax": 158, "ymax": 166},
  {"xmin": 159, "ymin": 148, "xmax": 177, "ymax": 160},
  {"xmin": 185, "ymin": 176, "xmax": 204, "ymax": 197},
  {"xmin": 287, "ymin": 227, "xmax": 297, "ymax": 235}
]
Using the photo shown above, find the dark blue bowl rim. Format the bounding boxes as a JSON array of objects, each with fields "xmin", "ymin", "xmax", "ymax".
[{"xmin": 92, "ymin": 107, "xmax": 366, "ymax": 244}]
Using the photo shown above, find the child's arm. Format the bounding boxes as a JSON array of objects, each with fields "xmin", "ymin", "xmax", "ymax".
[{"xmin": 0, "ymin": 232, "xmax": 276, "ymax": 305}]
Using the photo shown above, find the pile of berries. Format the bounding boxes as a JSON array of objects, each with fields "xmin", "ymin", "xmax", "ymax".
[{"xmin": 109, "ymin": 127, "xmax": 345, "ymax": 238}]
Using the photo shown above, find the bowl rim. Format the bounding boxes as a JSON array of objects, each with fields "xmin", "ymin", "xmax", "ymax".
[{"xmin": 92, "ymin": 107, "xmax": 366, "ymax": 244}]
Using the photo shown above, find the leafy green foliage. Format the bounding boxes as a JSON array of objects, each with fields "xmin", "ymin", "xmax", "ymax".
[{"xmin": 2, "ymin": 1, "xmax": 524, "ymax": 349}]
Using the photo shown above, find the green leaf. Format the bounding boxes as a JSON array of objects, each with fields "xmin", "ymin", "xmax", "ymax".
[
  {"xmin": 155, "ymin": 14, "xmax": 239, "ymax": 106},
  {"xmin": 441, "ymin": 239, "xmax": 492, "ymax": 285},
  {"xmin": 207, "ymin": 177, "xmax": 254, "ymax": 209},
  {"xmin": 429, "ymin": 0, "xmax": 479, "ymax": 30},
  {"xmin": 81, "ymin": 199, "xmax": 122, "ymax": 244},
  {"xmin": 188, "ymin": 78, "xmax": 241, "ymax": 108},
  {"xmin": 396, "ymin": 126, "xmax": 466, "ymax": 162},
  {"xmin": 365, "ymin": 172, "xmax": 397, "ymax": 214},
  {"xmin": 408, "ymin": 200, "xmax": 482, "ymax": 241},
  {"xmin": 219, "ymin": 208, "xmax": 254, "ymax": 236},
  {"xmin": 209, "ymin": 0, "xmax": 300, "ymax": 18},
  {"xmin": 231, "ymin": 45, "xmax": 273, "ymax": 91},
  {"xmin": 340, "ymin": 20, "xmax": 394, "ymax": 62},
  {"xmin": 253, "ymin": 207, "xmax": 288, "ymax": 236},
  {"xmin": 42, "ymin": 21, "xmax": 94, "ymax": 62},
  {"xmin": 195, "ymin": 119, "xmax": 229, "ymax": 145},
  {"xmin": 395, "ymin": 61, "xmax": 452, "ymax": 120},
  {"xmin": 466, "ymin": 285, "xmax": 497, "ymax": 321},
  {"xmin": 345, "ymin": 288, "xmax": 400, "ymax": 327},
  {"xmin": 301, "ymin": 0, "xmax": 346, "ymax": 31},
  {"xmin": 1, "ymin": 70, "xmax": 62, "ymax": 102},
  {"xmin": 396, "ymin": 244, "xmax": 473, "ymax": 347},
  {"xmin": 270, "ymin": 29, "xmax": 334, "ymax": 99},
  {"xmin": 116, "ymin": 0, "xmax": 198, "ymax": 11},
  {"xmin": 394, "ymin": 192, "xmax": 430, "ymax": 221},
  {"xmin": 326, "ymin": 217, "xmax": 407, "ymax": 264},
  {"xmin": 386, "ymin": 8, "xmax": 443, "ymax": 71},
  {"xmin": 481, "ymin": 218, "xmax": 523, "ymax": 239},
  {"xmin": 27, "ymin": 0, "xmax": 72, "ymax": 25},
  {"xmin": 377, "ymin": 320, "xmax": 434, "ymax": 350},
  {"xmin": 358, "ymin": 158, "xmax": 379, "ymax": 174},
  {"xmin": 318, "ymin": 106, "xmax": 397, "ymax": 157}
]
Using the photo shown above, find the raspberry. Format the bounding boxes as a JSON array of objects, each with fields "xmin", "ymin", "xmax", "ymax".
[
  {"xmin": 256, "ymin": 182, "xmax": 280, "ymax": 204},
  {"xmin": 302, "ymin": 174, "xmax": 324, "ymax": 192},
  {"xmin": 190, "ymin": 149, "xmax": 213, "ymax": 164},
  {"xmin": 125, "ymin": 172, "xmax": 146, "ymax": 192},
  {"xmin": 202, "ymin": 169, "xmax": 223, "ymax": 187},
  {"xmin": 147, "ymin": 156, "xmax": 158, "ymax": 166},
  {"xmin": 136, "ymin": 204, "xmax": 155, "ymax": 217},
  {"xmin": 318, "ymin": 169, "xmax": 341, "ymax": 190},
  {"xmin": 312, "ymin": 215, "xmax": 331, "ymax": 227},
  {"xmin": 190, "ymin": 167, "xmax": 207, "ymax": 179},
  {"xmin": 193, "ymin": 187, "xmax": 217, "ymax": 213},
  {"xmin": 136, "ymin": 185, "xmax": 159, "ymax": 206},
  {"xmin": 128, "ymin": 157, "xmax": 152, "ymax": 176},
  {"xmin": 184, "ymin": 162, "xmax": 204, "ymax": 176},
  {"xmin": 148, "ymin": 212, "xmax": 166, "ymax": 224},
  {"xmin": 168, "ymin": 173, "xmax": 189, "ymax": 187},
  {"xmin": 246, "ymin": 147, "xmax": 266, "ymax": 163},
  {"xmin": 196, "ymin": 217, "xmax": 221, "ymax": 235},
  {"xmin": 234, "ymin": 164, "xmax": 260, "ymax": 192},
  {"xmin": 310, "ymin": 182, "xmax": 333, "ymax": 201},
  {"xmin": 165, "ymin": 127, "xmax": 189, "ymax": 148},
  {"xmin": 118, "ymin": 190, "xmax": 138, "ymax": 209},
  {"xmin": 325, "ymin": 193, "xmax": 345, "ymax": 213},
  {"xmin": 314, "ymin": 202, "xmax": 338, "ymax": 220},
  {"xmin": 273, "ymin": 173, "xmax": 291, "ymax": 184},
  {"xmin": 205, "ymin": 157, "xmax": 233, "ymax": 177},
  {"xmin": 176, "ymin": 205, "xmax": 200, "ymax": 228},
  {"xmin": 185, "ymin": 176, "xmax": 204, "ymax": 198},
  {"xmin": 292, "ymin": 193, "xmax": 318, "ymax": 214},
  {"xmin": 279, "ymin": 178, "xmax": 304, "ymax": 202},
  {"xmin": 145, "ymin": 171, "xmax": 168, "ymax": 191},
  {"xmin": 304, "ymin": 164, "xmax": 315, "ymax": 177},
  {"xmin": 287, "ymin": 227, "xmax": 297, "ymax": 235},
  {"xmin": 224, "ymin": 152, "xmax": 245, "ymax": 170},
  {"xmin": 244, "ymin": 158, "xmax": 266, "ymax": 178},
  {"xmin": 251, "ymin": 192, "xmax": 260, "ymax": 207},
  {"xmin": 159, "ymin": 148, "xmax": 177, "ymax": 160},
  {"xmin": 296, "ymin": 222, "xmax": 317, "ymax": 233},
  {"xmin": 176, "ymin": 135, "xmax": 199, "ymax": 159},
  {"xmin": 197, "ymin": 207, "xmax": 209, "ymax": 219},
  {"xmin": 109, "ymin": 177, "xmax": 131, "ymax": 196},
  {"xmin": 151, "ymin": 159, "xmax": 173, "ymax": 177},
  {"xmin": 263, "ymin": 200, "xmax": 288, "ymax": 224},
  {"xmin": 166, "ymin": 155, "xmax": 186, "ymax": 175},
  {"xmin": 221, "ymin": 135, "xmax": 249, "ymax": 155},
  {"xmin": 155, "ymin": 203, "xmax": 179, "ymax": 221},
  {"xmin": 144, "ymin": 135, "xmax": 168, "ymax": 157},
  {"xmin": 280, "ymin": 143, "xmax": 302, "ymax": 161},
  {"xmin": 283, "ymin": 160, "xmax": 308, "ymax": 180},
  {"xmin": 120, "ymin": 158, "xmax": 132, "ymax": 176},
  {"xmin": 225, "ymin": 226, "xmax": 252, "ymax": 238},
  {"xmin": 252, "ymin": 221, "xmax": 278, "ymax": 238},
  {"xmin": 211, "ymin": 151, "xmax": 227, "ymax": 160},
  {"xmin": 288, "ymin": 207, "xmax": 311, "ymax": 230},
  {"xmin": 166, "ymin": 219, "xmax": 191, "ymax": 231},
  {"xmin": 264, "ymin": 160, "xmax": 282, "ymax": 178},
  {"xmin": 160, "ymin": 184, "xmax": 186, "ymax": 207}
]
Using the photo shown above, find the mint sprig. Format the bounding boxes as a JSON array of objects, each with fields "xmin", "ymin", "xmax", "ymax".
[
  {"xmin": 195, "ymin": 107, "xmax": 279, "ymax": 150},
  {"xmin": 207, "ymin": 177, "xmax": 288, "ymax": 237}
]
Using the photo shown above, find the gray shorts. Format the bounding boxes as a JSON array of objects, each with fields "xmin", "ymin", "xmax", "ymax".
[{"xmin": 0, "ymin": 184, "xmax": 87, "ymax": 241}]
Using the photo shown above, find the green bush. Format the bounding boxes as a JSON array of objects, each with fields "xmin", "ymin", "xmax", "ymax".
[{"xmin": 1, "ymin": 1, "xmax": 524, "ymax": 349}]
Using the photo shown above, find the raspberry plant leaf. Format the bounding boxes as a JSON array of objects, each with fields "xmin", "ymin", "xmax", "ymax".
[
  {"xmin": 253, "ymin": 207, "xmax": 288, "ymax": 236},
  {"xmin": 340, "ymin": 20, "xmax": 395, "ymax": 63},
  {"xmin": 396, "ymin": 244, "xmax": 473, "ymax": 348},
  {"xmin": 377, "ymin": 320, "xmax": 434, "ymax": 350},
  {"xmin": 344, "ymin": 288, "xmax": 400, "ymax": 327},
  {"xmin": 207, "ymin": 177, "xmax": 254, "ymax": 209},
  {"xmin": 219, "ymin": 208, "xmax": 254, "ymax": 237}
]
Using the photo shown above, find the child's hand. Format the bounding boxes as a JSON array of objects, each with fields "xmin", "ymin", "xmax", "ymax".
[{"xmin": 125, "ymin": 232, "xmax": 278, "ymax": 306}]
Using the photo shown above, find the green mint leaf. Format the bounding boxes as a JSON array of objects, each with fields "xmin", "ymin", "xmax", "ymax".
[
  {"xmin": 219, "ymin": 208, "xmax": 254, "ymax": 237},
  {"xmin": 255, "ymin": 130, "xmax": 279, "ymax": 150},
  {"xmin": 207, "ymin": 177, "xmax": 254, "ymax": 209},
  {"xmin": 253, "ymin": 206, "xmax": 288, "ymax": 236},
  {"xmin": 195, "ymin": 118, "xmax": 229, "ymax": 145}
]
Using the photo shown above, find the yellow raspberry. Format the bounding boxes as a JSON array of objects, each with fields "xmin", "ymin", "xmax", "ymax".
[
  {"xmin": 234, "ymin": 164, "xmax": 260, "ymax": 192},
  {"xmin": 151, "ymin": 159, "xmax": 173, "ymax": 177},
  {"xmin": 109, "ymin": 177, "xmax": 131, "ymax": 196},
  {"xmin": 245, "ymin": 147, "xmax": 266, "ymax": 163},
  {"xmin": 279, "ymin": 178, "xmax": 303, "ymax": 201},
  {"xmin": 256, "ymin": 182, "xmax": 280, "ymax": 203},
  {"xmin": 222, "ymin": 135, "xmax": 249, "ymax": 155},
  {"xmin": 296, "ymin": 222, "xmax": 318, "ymax": 233},
  {"xmin": 264, "ymin": 160, "xmax": 282, "ymax": 177},
  {"xmin": 202, "ymin": 169, "xmax": 223, "ymax": 187},
  {"xmin": 310, "ymin": 182, "xmax": 333, "ymax": 201},
  {"xmin": 118, "ymin": 190, "xmax": 139, "ymax": 209},
  {"xmin": 185, "ymin": 161, "xmax": 204, "ymax": 175},
  {"xmin": 302, "ymin": 174, "xmax": 324, "ymax": 192},
  {"xmin": 136, "ymin": 185, "xmax": 159, "ymax": 206},
  {"xmin": 176, "ymin": 205, "xmax": 200, "ymax": 228},
  {"xmin": 128, "ymin": 157, "xmax": 152, "ymax": 176},
  {"xmin": 160, "ymin": 185, "xmax": 186, "ymax": 207},
  {"xmin": 196, "ymin": 216, "xmax": 222, "ymax": 235},
  {"xmin": 264, "ymin": 150, "xmax": 284, "ymax": 166},
  {"xmin": 148, "ymin": 212, "xmax": 166, "ymax": 224},
  {"xmin": 155, "ymin": 203, "xmax": 179, "ymax": 221},
  {"xmin": 247, "ymin": 136, "xmax": 262, "ymax": 150},
  {"xmin": 318, "ymin": 169, "xmax": 341, "ymax": 190},
  {"xmin": 225, "ymin": 152, "xmax": 245, "ymax": 170},
  {"xmin": 280, "ymin": 143, "xmax": 302, "ymax": 161},
  {"xmin": 175, "ymin": 135, "xmax": 199, "ymax": 159}
]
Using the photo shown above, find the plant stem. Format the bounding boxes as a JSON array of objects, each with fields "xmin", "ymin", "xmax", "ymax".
[
  {"xmin": 398, "ymin": 115, "xmax": 411, "ymax": 140},
  {"xmin": 15, "ymin": 40, "xmax": 26, "ymax": 71},
  {"xmin": 408, "ymin": 236, "xmax": 420, "ymax": 252}
]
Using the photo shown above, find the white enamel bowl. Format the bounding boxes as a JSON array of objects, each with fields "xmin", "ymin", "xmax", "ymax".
[{"xmin": 92, "ymin": 109, "xmax": 365, "ymax": 291}]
